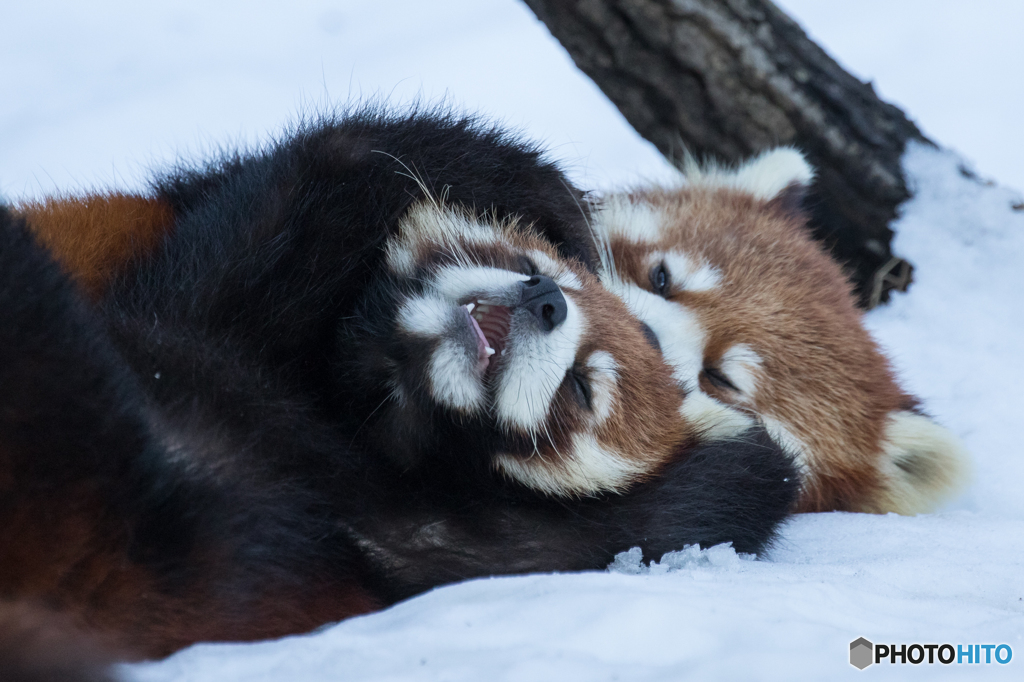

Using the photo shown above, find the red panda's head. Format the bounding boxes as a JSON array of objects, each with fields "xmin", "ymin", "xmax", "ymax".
[
  {"xmin": 350, "ymin": 200, "xmax": 692, "ymax": 497},
  {"xmin": 592, "ymin": 149, "xmax": 969, "ymax": 513}
]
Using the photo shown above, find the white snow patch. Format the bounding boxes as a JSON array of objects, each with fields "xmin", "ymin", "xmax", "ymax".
[{"xmin": 608, "ymin": 543, "xmax": 755, "ymax": 576}]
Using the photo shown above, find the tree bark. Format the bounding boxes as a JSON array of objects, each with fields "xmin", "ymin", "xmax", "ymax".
[{"xmin": 523, "ymin": 0, "xmax": 928, "ymax": 307}]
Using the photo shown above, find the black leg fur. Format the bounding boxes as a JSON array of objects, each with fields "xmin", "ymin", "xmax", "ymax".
[{"xmin": 343, "ymin": 427, "xmax": 798, "ymax": 603}]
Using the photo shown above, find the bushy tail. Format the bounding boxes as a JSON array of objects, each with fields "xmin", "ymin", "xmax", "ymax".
[{"xmin": 869, "ymin": 410, "xmax": 972, "ymax": 515}]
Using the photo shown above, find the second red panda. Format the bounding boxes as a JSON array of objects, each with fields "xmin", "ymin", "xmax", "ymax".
[{"xmin": 593, "ymin": 148, "xmax": 969, "ymax": 514}]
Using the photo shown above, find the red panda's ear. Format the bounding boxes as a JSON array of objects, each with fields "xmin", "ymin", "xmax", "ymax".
[
  {"xmin": 731, "ymin": 147, "xmax": 814, "ymax": 201},
  {"xmin": 735, "ymin": 147, "xmax": 814, "ymax": 221},
  {"xmin": 679, "ymin": 146, "xmax": 813, "ymax": 208},
  {"xmin": 766, "ymin": 180, "xmax": 810, "ymax": 220}
]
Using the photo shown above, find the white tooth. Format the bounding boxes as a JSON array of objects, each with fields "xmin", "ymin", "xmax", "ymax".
[
  {"xmin": 464, "ymin": 302, "xmax": 476, "ymax": 313},
  {"xmin": 477, "ymin": 304, "xmax": 491, "ymax": 314},
  {"xmin": 501, "ymin": 349, "xmax": 507, "ymax": 356},
  {"xmin": 485, "ymin": 347, "xmax": 495, "ymax": 356}
]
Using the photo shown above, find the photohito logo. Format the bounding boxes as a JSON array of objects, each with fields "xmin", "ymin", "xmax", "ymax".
[{"xmin": 849, "ymin": 638, "xmax": 1012, "ymax": 669}]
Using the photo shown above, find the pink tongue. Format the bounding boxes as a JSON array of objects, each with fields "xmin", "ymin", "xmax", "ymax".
[{"xmin": 466, "ymin": 310, "xmax": 491, "ymax": 369}]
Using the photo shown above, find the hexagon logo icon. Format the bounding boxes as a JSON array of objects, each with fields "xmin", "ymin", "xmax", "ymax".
[{"xmin": 850, "ymin": 637, "xmax": 874, "ymax": 669}]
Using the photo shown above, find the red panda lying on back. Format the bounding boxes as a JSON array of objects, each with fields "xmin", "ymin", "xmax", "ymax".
[
  {"xmin": 0, "ymin": 110, "xmax": 798, "ymax": 659},
  {"xmin": 593, "ymin": 148, "xmax": 970, "ymax": 514}
]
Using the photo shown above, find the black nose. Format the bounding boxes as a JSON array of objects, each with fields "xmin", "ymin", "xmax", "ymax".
[{"xmin": 519, "ymin": 275, "xmax": 568, "ymax": 332}]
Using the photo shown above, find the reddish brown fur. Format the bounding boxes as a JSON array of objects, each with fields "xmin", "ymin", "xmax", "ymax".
[
  {"xmin": 561, "ymin": 265, "xmax": 692, "ymax": 475},
  {"xmin": 604, "ymin": 187, "xmax": 910, "ymax": 512},
  {"xmin": 16, "ymin": 194, "xmax": 174, "ymax": 300}
]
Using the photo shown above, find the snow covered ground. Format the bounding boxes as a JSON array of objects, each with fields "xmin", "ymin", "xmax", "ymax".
[{"xmin": 3, "ymin": 1, "xmax": 1022, "ymax": 679}]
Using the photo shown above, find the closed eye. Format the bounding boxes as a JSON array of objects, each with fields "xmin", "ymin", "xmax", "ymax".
[
  {"xmin": 570, "ymin": 367, "xmax": 593, "ymax": 410},
  {"xmin": 640, "ymin": 322, "xmax": 661, "ymax": 354},
  {"xmin": 703, "ymin": 367, "xmax": 739, "ymax": 392}
]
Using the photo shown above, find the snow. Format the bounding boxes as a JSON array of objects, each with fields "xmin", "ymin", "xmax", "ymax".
[
  {"xmin": 3, "ymin": 1, "xmax": 1022, "ymax": 679},
  {"xmin": 0, "ymin": 0, "xmax": 677, "ymax": 198}
]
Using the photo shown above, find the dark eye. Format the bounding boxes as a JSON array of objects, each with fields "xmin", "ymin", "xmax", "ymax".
[
  {"xmin": 703, "ymin": 367, "xmax": 739, "ymax": 392},
  {"xmin": 650, "ymin": 263, "xmax": 671, "ymax": 297},
  {"xmin": 570, "ymin": 368, "xmax": 593, "ymax": 410},
  {"xmin": 518, "ymin": 256, "xmax": 539, "ymax": 277}
]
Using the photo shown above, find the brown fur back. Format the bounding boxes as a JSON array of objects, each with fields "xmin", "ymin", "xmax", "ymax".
[{"xmin": 16, "ymin": 194, "xmax": 173, "ymax": 300}]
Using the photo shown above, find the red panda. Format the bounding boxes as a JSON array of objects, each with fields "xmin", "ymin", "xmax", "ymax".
[
  {"xmin": 0, "ymin": 110, "xmax": 797, "ymax": 658},
  {"xmin": 592, "ymin": 148, "xmax": 970, "ymax": 514}
]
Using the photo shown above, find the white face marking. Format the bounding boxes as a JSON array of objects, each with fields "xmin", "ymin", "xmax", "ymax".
[
  {"xmin": 760, "ymin": 415, "xmax": 811, "ymax": 477},
  {"xmin": 494, "ymin": 295, "xmax": 584, "ymax": 433},
  {"xmin": 386, "ymin": 203, "xmax": 506, "ymax": 278},
  {"xmin": 528, "ymin": 250, "xmax": 585, "ymax": 290},
  {"xmin": 607, "ymin": 277, "xmax": 767, "ymax": 444},
  {"xmin": 432, "ymin": 265, "xmax": 530, "ymax": 303},
  {"xmin": 593, "ymin": 195, "xmax": 665, "ymax": 244},
  {"xmin": 385, "ymin": 241, "xmax": 418, "ymax": 277},
  {"xmin": 397, "ymin": 294, "xmax": 485, "ymax": 413},
  {"xmin": 530, "ymin": 250, "xmax": 583, "ymax": 291},
  {"xmin": 680, "ymin": 392, "xmax": 754, "ymax": 441},
  {"xmin": 494, "ymin": 433, "xmax": 645, "ymax": 496},
  {"xmin": 607, "ymin": 282, "xmax": 705, "ymax": 392},
  {"xmin": 399, "ymin": 202, "xmax": 502, "ymax": 246},
  {"xmin": 658, "ymin": 251, "xmax": 722, "ymax": 293},
  {"xmin": 386, "ymin": 202, "xmax": 602, "ymax": 442},
  {"xmin": 606, "ymin": 275, "xmax": 764, "ymax": 445},
  {"xmin": 585, "ymin": 350, "xmax": 619, "ymax": 425},
  {"xmin": 718, "ymin": 344, "xmax": 763, "ymax": 398},
  {"xmin": 554, "ymin": 270, "xmax": 583, "ymax": 291},
  {"xmin": 398, "ymin": 250, "xmax": 590, "ymax": 433},
  {"xmin": 428, "ymin": 337, "xmax": 485, "ymax": 412},
  {"xmin": 396, "ymin": 295, "xmax": 452, "ymax": 337}
]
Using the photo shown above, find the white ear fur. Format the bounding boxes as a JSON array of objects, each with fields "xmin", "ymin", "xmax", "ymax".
[
  {"xmin": 873, "ymin": 410, "xmax": 972, "ymax": 515},
  {"xmin": 682, "ymin": 147, "xmax": 814, "ymax": 201}
]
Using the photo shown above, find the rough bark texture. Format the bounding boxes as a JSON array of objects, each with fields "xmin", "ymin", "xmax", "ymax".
[{"xmin": 523, "ymin": 0, "xmax": 929, "ymax": 307}]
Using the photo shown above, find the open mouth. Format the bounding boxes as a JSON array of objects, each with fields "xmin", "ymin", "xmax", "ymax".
[{"xmin": 462, "ymin": 300, "xmax": 512, "ymax": 374}]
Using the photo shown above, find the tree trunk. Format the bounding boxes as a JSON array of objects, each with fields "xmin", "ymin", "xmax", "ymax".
[{"xmin": 523, "ymin": 0, "xmax": 928, "ymax": 307}]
